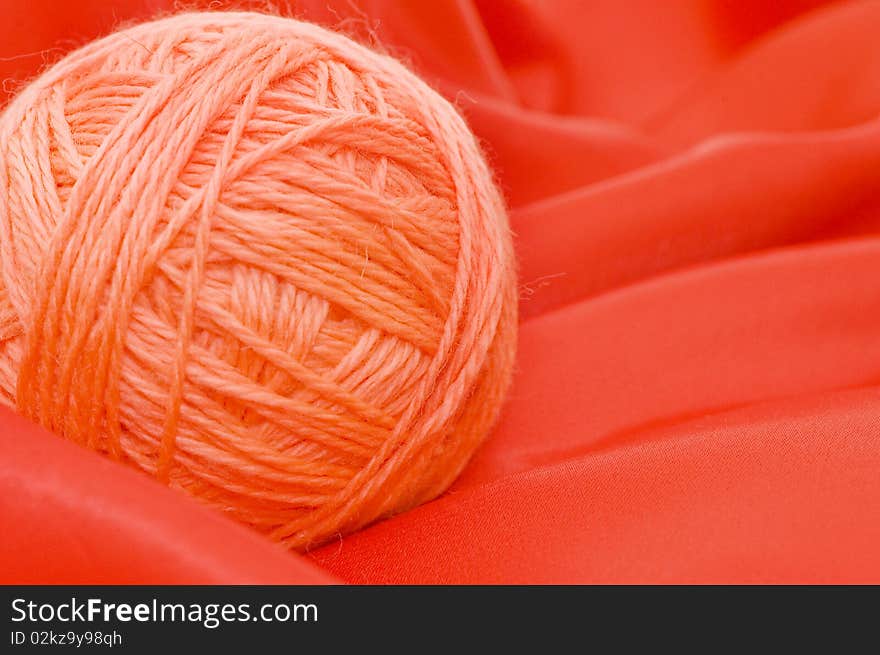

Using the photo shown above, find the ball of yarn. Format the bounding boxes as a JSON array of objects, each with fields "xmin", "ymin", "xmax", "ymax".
[{"xmin": 0, "ymin": 11, "xmax": 517, "ymax": 548}]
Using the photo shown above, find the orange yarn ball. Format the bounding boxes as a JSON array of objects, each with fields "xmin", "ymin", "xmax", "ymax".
[{"xmin": 0, "ymin": 12, "xmax": 517, "ymax": 548}]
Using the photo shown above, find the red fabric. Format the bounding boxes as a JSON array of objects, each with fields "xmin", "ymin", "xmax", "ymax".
[
  {"xmin": 2, "ymin": 0, "xmax": 879, "ymax": 583},
  {"xmin": 0, "ymin": 406, "xmax": 334, "ymax": 583}
]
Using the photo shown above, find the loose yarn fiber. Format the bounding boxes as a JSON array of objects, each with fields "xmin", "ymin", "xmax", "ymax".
[{"xmin": 0, "ymin": 11, "xmax": 517, "ymax": 548}]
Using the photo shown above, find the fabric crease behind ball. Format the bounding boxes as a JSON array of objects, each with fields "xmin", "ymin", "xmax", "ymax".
[{"xmin": 0, "ymin": 11, "xmax": 517, "ymax": 549}]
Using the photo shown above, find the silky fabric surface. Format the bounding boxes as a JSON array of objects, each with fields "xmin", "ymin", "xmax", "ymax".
[{"xmin": 2, "ymin": 0, "xmax": 879, "ymax": 583}]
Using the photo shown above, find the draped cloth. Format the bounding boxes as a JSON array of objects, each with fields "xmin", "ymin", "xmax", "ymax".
[{"xmin": 1, "ymin": 0, "xmax": 878, "ymax": 583}]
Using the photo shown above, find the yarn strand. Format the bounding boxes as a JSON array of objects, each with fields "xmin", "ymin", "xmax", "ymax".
[{"xmin": 0, "ymin": 11, "xmax": 517, "ymax": 548}]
